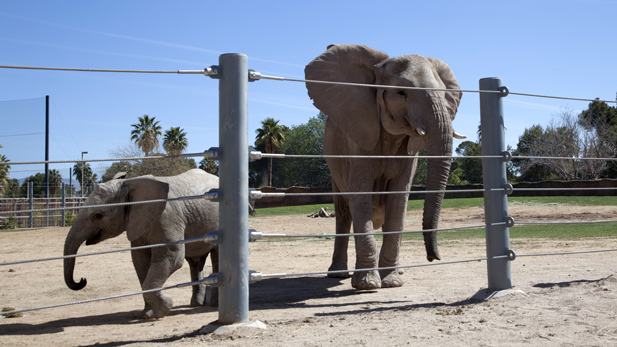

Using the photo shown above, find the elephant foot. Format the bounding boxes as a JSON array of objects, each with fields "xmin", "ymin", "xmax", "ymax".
[
  {"xmin": 139, "ymin": 304, "xmax": 155, "ymax": 319},
  {"xmin": 380, "ymin": 269, "xmax": 404, "ymax": 288},
  {"xmin": 191, "ymin": 286, "xmax": 206, "ymax": 307},
  {"xmin": 142, "ymin": 295, "xmax": 173, "ymax": 319},
  {"xmin": 351, "ymin": 270, "xmax": 381, "ymax": 290},
  {"xmin": 327, "ymin": 262, "xmax": 350, "ymax": 278}
]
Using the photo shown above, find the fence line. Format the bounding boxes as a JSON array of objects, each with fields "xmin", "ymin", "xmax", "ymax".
[
  {"xmin": 0, "ymin": 148, "xmax": 219, "ymax": 166},
  {"xmin": 0, "ymin": 190, "xmax": 218, "ymax": 216},
  {"xmin": 2, "ymin": 56, "xmax": 617, "ymax": 325}
]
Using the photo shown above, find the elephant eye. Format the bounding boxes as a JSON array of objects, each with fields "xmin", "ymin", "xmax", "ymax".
[
  {"xmin": 397, "ymin": 90, "xmax": 407, "ymax": 98},
  {"xmin": 93, "ymin": 213, "xmax": 104, "ymax": 220}
]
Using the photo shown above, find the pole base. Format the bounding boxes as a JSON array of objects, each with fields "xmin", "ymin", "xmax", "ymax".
[
  {"xmin": 471, "ymin": 288, "xmax": 526, "ymax": 302},
  {"xmin": 199, "ymin": 320, "xmax": 267, "ymax": 336}
]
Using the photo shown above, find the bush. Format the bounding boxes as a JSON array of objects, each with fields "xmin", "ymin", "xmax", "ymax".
[
  {"xmin": 64, "ymin": 212, "xmax": 78, "ymax": 227},
  {"xmin": 0, "ymin": 216, "xmax": 21, "ymax": 230}
]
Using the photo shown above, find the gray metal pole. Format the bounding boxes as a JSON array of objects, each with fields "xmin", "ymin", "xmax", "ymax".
[
  {"xmin": 61, "ymin": 183, "xmax": 66, "ymax": 227},
  {"xmin": 217, "ymin": 53, "xmax": 250, "ymax": 324},
  {"xmin": 28, "ymin": 182, "xmax": 33, "ymax": 228},
  {"xmin": 479, "ymin": 77, "xmax": 512, "ymax": 291}
]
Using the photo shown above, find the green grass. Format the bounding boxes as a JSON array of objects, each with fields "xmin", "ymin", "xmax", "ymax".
[
  {"xmin": 252, "ymin": 195, "xmax": 617, "ymax": 240},
  {"xmin": 398, "ymin": 223, "xmax": 617, "ymax": 241},
  {"xmin": 253, "ymin": 196, "xmax": 617, "ymax": 217}
]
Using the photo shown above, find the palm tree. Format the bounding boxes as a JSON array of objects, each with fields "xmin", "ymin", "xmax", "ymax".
[
  {"xmin": 0, "ymin": 145, "xmax": 9, "ymax": 195},
  {"xmin": 73, "ymin": 162, "xmax": 95, "ymax": 195},
  {"xmin": 48, "ymin": 169, "xmax": 63, "ymax": 197},
  {"xmin": 163, "ymin": 126, "xmax": 189, "ymax": 156},
  {"xmin": 255, "ymin": 118, "xmax": 286, "ymax": 186},
  {"xmin": 131, "ymin": 115, "xmax": 163, "ymax": 156}
]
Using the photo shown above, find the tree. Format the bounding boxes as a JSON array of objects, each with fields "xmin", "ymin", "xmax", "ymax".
[
  {"xmin": 578, "ymin": 99, "xmax": 617, "ymax": 177},
  {"xmin": 20, "ymin": 173, "xmax": 47, "ymax": 198},
  {"xmin": 73, "ymin": 162, "xmax": 98, "ymax": 195},
  {"xmin": 0, "ymin": 144, "xmax": 9, "ymax": 195},
  {"xmin": 453, "ymin": 141, "xmax": 483, "ymax": 184},
  {"xmin": 131, "ymin": 115, "xmax": 163, "ymax": 157},
  {"xmin": 255, "ymin": 117, "xmax": 286, "ymax": 186},
  {"xmin": 2, "ymin": 178, "xmax": 20, "ymax": 198},
  {"xmin": 514, "ymin": 110, "xmax": 584, "ymax": 181},
  {"xmin": 199, "ymin": 158, "xmax": 219, "ymax": 176},
  {"xmin": 163, "ymin": 126, "xmax": 188, "ymax": 156},
  {"xmin": 48, "ymin": 169, "xmax": 63, "ymax": 197},
  {"xmin": 278, "ymin": 113, "xmax": 331, "ymax": 187}
]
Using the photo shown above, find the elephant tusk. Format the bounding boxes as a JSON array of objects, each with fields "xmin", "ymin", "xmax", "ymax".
[
  {"xmin": 416, "ymin": 128, "xmax": 427, "ymax": 136},
  {"xmin": 453, "ymin": 131, "xmax": 467, "ymax": 139}
]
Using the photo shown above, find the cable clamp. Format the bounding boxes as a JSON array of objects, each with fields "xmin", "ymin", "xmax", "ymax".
[
  {"xmin": 204, "ymin": 230, "xmax": 219, "ymax": 245},
  {"xmin": 206, "ymin": 65, "xmax": 220, "ymax": 79},
  {"xmin": 249, "ymin": 271, "xmax": 263, "ymax": 284},
  {"xmin": 249, "ymin": 189, "xmax": 263, "ymax": 201},
  {"xmin": 502, "ymin": 151, "xmax": 512, "ymax": 162},
  {"xmin": 506, "ymin": 249, "xmax": 517, "ymax": 261},
  {"xmin": 204, "ymin": 189, "xmax": 219, "ymax": 202},
  {"xmin": 499, "ymin": 86, "xmax": 509, "ymax": 97},
  {"xmin": 249, "ymin": 229, "xmax": 262, "ymax": 242},
  {"xmin": 505, "ymin": 216, "xmax": 515, "ymax": 228},
  {"xmin": 249, "ymin": 150, "xmax": 263, "ymax": 161},
  {"xmin": 204, "ymin": 147, "xmax": 219, "ymax": 159},
  {"xmin": 202, "ymin": 273, "xmax": 219, "ymax": 286},
  {"xmin": 249, "ymin": 70, "xmax": 261, "ymax": 82},
  {"xmin": 504, "ymin": 183, "xmax": 514, "ymax": 196}
]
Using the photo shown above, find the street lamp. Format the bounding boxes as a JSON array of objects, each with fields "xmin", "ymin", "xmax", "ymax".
[{"xmin": 81, "ymin": 151, "xmax": 88, "ymax": 198}]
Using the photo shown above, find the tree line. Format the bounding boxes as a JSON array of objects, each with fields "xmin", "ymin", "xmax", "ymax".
[
  {"xmin": 0, "ymin": 115, "xmax": 215, "ymax": 198},
  {"xmin": 250, "ymin": 100, "xmax": 617, "ymax": 188},
  {"xmin": 2, "ymin": 100, "xmax": 616, "ymax": 198}
]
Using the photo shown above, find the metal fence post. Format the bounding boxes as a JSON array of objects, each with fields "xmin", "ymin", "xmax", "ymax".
[
  {"xmin": 217, "ymin": 53, "xmax": 250, "ymax": 324},
  {"xmin": 479, "ymin": 77, "xmax": 512, "ymax": 291},
  {"xmin": 28, "ymin": 182, "xmax": 33, "ymax": 228},
  {"xmin": 61, "ymin": 183, "xmax": 66, "ymax": 227}
]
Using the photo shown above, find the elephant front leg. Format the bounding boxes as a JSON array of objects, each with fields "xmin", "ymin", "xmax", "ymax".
[
  {"xmin": 136, "ymin": 244, "xmax": 184, "ymax": 319},
  {"xmin": 349, "ymin": 197, "xmax": 381, "ymax": 290},
  {"xmin": 378, "ymin": 193, "xmax": 407, "ymax": 288},
  {"xmin": 328, "ymin": 195, "xmax": 352, "ymax": 278}
]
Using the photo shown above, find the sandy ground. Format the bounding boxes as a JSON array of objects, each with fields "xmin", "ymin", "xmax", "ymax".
[{"xmin": 1, "ymin": 203, "xmax": 617, "ymax": 346}]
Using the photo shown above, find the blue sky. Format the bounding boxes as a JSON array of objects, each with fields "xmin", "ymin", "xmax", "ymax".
[{"xmin": 1, "ymin": 0, "xmax": 616, "ymax": 181}]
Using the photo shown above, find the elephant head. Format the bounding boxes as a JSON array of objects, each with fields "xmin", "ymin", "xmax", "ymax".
[
  {"xmin": 63, "ymin": 176, "xmax": 169, "ymax": 290},
  {"xmin": 305, "ymin": 44, "xmax": 463, "ymax": 261}
]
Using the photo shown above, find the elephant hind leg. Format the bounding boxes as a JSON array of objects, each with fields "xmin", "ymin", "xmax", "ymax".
[
  {"xmin": 328, "ymin": 194, "xmax": 352, "ymax": 278},
  {"xmin": 187, "ymin": 257, "xmax": 206, "ymax": 307}
]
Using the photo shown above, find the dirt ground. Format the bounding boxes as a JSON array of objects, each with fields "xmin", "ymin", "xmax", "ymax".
[{"xmin": 1, "ymin": 203, "xmax": 617, "ymax": 346}]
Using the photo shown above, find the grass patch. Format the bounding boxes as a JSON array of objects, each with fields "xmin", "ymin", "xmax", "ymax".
[
  {"xmin": 253, "ymin": 196, "xmax": 617, "ymax": 217},
  {"xmin": 398, "ymin": 222, "xmax": 617, "ymax": 241}
]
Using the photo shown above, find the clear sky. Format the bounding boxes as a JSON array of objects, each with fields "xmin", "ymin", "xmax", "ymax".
[{"xmin": 1, "ymin": 0, "xmax": 616, "ymax": 181}]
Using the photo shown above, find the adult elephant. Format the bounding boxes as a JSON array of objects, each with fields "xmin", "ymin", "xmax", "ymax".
[
  {"xmin": 63, "ymin": 169, "xmax": 219, "ymax": 319},
  {"xmin": 305, "ymin": 44, "xmax": 464, "ymax": 290}
]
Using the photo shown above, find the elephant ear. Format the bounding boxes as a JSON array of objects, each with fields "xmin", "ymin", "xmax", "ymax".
[
  {"xmin": 305, "ymin": 44, "xmax": 390, "ymax": 151},
  {"xmin": 122, "ymin": 177, "xmax": 169, "ymax": 242},
  {"xmin": 427, "ymin": 57, "xmax": 462, "ymax": 121}
]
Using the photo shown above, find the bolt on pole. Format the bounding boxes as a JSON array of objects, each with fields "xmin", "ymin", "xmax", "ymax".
[
  {"xmin": 479, "ymin": 77, "xmax": 512, "ymax": 291},
  {"xmin": 216, "ymin": 53, "xmax": 250, "ymax": 324}
]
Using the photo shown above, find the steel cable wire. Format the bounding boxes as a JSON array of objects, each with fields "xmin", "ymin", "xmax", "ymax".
[
  {"xmin": 255, "ymin": 74, "xmax": 617, "ymax": 104},
  {"xmin": 0, "ymin": 191, "xmax": 218, "ymax": 216},
  {"xmin": 0, "ymin": 234, "xmax": 217, "ymax": 267}
]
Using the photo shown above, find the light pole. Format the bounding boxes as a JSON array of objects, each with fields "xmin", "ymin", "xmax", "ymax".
[{"xmin": 81, "ymin": 151, "xmax": 88, "ymax": 198}]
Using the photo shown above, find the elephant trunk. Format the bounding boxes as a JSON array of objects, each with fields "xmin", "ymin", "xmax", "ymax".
[
  {"xmin": 63, "ymin": 227, "xmax": 87, "ymax": 290},
  {"xmin": 421, "ymin": 114, "xmax": 454, "ymax": 262}
]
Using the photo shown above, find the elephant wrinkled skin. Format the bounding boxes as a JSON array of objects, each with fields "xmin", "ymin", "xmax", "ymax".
[
  {"xmin": 63, "ymin": 169, "xmax": 219, "ymax": 319},
  {"xmin": 305, "ymin": 44, "xmax": 463, "ymax": 290}
]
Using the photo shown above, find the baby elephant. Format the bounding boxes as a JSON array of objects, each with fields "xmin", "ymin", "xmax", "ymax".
[{"xmin": 63, "ymin": 169, "xmax": 219, "ymax": 319}]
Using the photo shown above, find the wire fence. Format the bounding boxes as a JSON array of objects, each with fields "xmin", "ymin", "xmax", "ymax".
[{"xmin": 1, "ymin": 60, "xmax": 616, "ymax": 322}]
